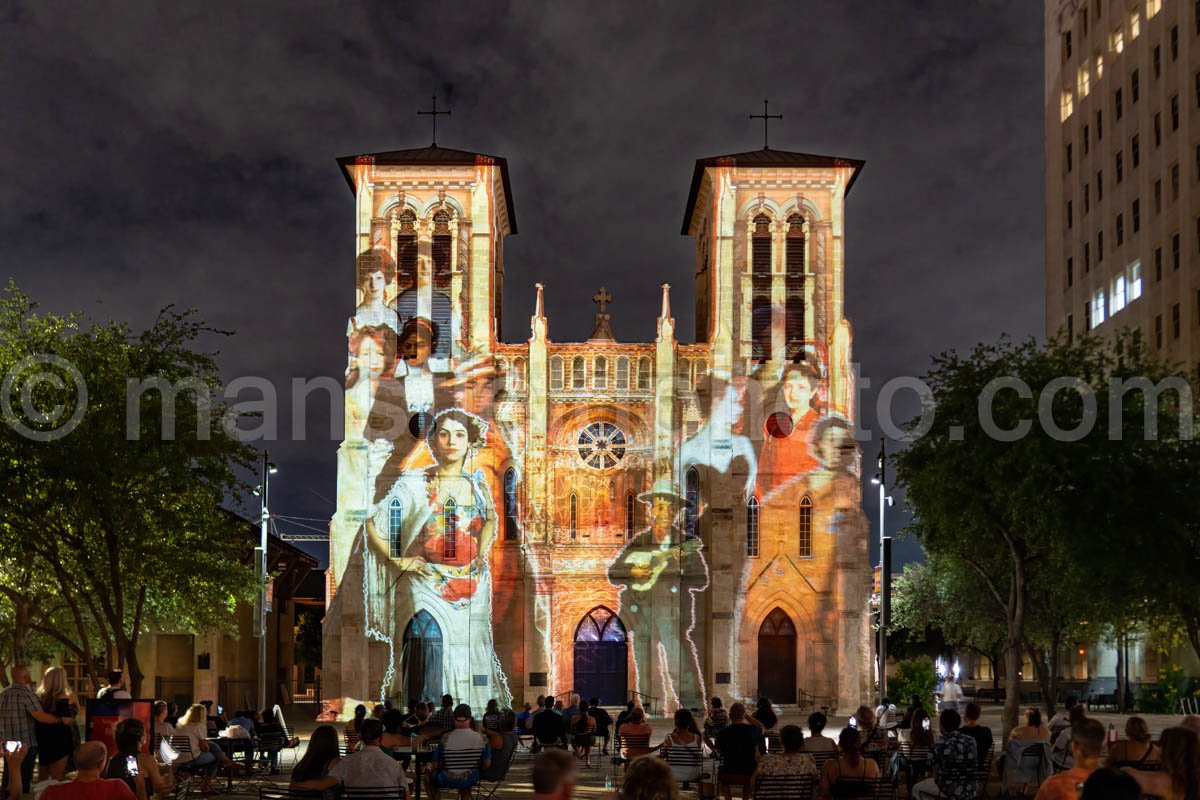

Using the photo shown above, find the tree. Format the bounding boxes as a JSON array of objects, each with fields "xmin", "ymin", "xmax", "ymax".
[
  {"xmin": 0, "ymin": 284, "xmax": 259, "ymax": 695},
  {"xmin": 894, "ymin": 332, "xmax": 1200, "ymax": 737},
  {"xmin": 891, "ymin": 558, "xmax": 1007, "ymax": 690}
]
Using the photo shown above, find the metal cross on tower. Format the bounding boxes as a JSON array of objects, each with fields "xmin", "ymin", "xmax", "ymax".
[
  {"xmin": 749, "ymin": 98, "xmax": 783, "ymax": 150},
  {"xmin": 417, "ymin": 94, "xmax": 451, "ymax": 147},
  {"xmin": 593, "ymin": 286, "xmax": 613, "ymax": 313}
]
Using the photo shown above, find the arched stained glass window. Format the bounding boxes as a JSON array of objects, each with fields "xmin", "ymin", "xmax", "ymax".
[
  {"xmin": 616, "ymin": 356, "xmax": 630, "ymax": 391},
  {"xmin": 443, "ymin": 498, "xmax": 458, "ymax": 560},
  {"xmin": 574, "ymin": 606, "xmax": 627, "ymax": 642},
  {"xmin": 595, "ymin": 356, "xmax": 608, "ymax": 390},
  {"xmin": 684, "ymin": 468, "xmax": 700, "ymax": 539},
  {"xmin": 550, "ymin": 356, "xmax": 564, "ymax": 391},
  {"xmin": 637, "ymin": 358, "xmax": 652, "ymax": 391},
  {"xmin": 747, "ymin": 497, "xmax": 760, "ymax": 557},
  {"xmin": 389, "ymin": 498, "xmax": 403, "ymax": 558},
  {"xmin": 503, "ymin": 468, "xmax": 519, "ymax": 542},
  {"xmin": 569, "ymin": 493, "xmax": 578, "ymax": 540},
  {"xmin": 572, "ymin": 357, "xmax": 586, "ymax": 390},
  {"xmin": 799, "ymin": 495, "xmax": 813, "ymax": 557}
]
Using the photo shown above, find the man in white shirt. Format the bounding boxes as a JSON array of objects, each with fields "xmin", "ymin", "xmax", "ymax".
[
  {"xmin": 429, "ymin": 705, "xmax": 490, "ymax": 800},
  {"xmin": 875, "ymin": 697, "xmax": 898, "ymax": 730},
  {"xmin": 330, "ymin": 719, "xmax": 410, "ymax": 798},
  {"xmin": 940, "ymin": 677, "xmax": 964, "ymax": 712}
]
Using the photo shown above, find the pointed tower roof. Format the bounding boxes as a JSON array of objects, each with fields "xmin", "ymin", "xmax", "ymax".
[
  {"xmin": 336, "ymin": 145, "xmax": 517, "ymax": 233},
  {"xmin": 680, "ymin": 148, "xmax": 865, "ymax": 234}
]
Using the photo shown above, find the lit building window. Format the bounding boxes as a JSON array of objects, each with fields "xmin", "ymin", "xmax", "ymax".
[
  {"xmin": 637, "ymin": 357, "xmax": 651, "ymax": 391},
  {"xmin": 1096, "ymin": 52, "xmax": 1105, "ymax": 79},
  {"xmin": 1147, "ymin": 0, "xmax": 1161, "ymax": 18},
  {"xmin": 1078, "ymin": 64, "xmax": 1091, "ymax": 97},
  {"xmin": 799, "ymin": 496, "xmax": 813, "ymax": 557},
  {"xmin": 511, "ymin": 357, "xmax": 526, "ymax": 392},
  {"xmin": 1061, "ymin": 89, "xmax": 1075, "ymax": 122},
  {"xmin": 746, "ymin": 497, "xmax": 759, "ymax": 558},
  {"xmin": 594, "ymin": 356, "xmax": 608, "ymax": 390},
  {"xmin": 616, "ymin": 356, "xmax": 630, "ymax": 390},
  {"xmin": 1112, "ymin": 274, "xmax": 1128, "ymax": 313},
  {"xmin": 550, "ymin": 356, "xmax": 563, "ymax": 391},
  {"xmin": 1129, "ymin": 259, "xmax": 1143, "ymax": 300},
  {"xmin": 1129, "ymin": 7, "xmax": 1140, "ymax": 40},
  {"xmin": 1111, "ymin": 26, "xmax": 1124, "ymax": 54},
  {"xmin": 1092, "ymin": 289, "xmax": 1107, "ymax": 326},
  {"xmin": 572, "ymin": 356, "xmax": 586, "ymax": 390},
  {"xmin": 569, "ymin": 493, "xmax": 578, "ymax": 540}
]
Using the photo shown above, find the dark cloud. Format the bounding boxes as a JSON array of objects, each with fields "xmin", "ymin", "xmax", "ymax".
[{"xmin": 1, "ymin": 1, "xmax": 1043, "ymax": 567}]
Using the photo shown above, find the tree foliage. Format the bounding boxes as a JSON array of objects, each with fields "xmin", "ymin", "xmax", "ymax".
[
  {"xmin": 894, "ymin": 332, "xmax": 1200, "ymax": 736},
  {"xmin": 0, "ymin": 284, "xmax": 259, "ymax": 694}
]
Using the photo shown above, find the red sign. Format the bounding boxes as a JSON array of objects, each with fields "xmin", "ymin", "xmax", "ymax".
[{"xmin": 85, "ymin": 699, "xmax": 154, "ymax": 756}]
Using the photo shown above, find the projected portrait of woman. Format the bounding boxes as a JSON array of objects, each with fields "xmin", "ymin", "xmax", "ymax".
[
  {"xmin": 345, "ymin": 325, "xmax": 397, "ymax": 440},
  {"xmin": 362, "ymin": 407, "xmax": 511, "ymax": 707},
  {"xmin": 349, "ymin": 248, "xmax": 399, "ymax": 333},
  {"xmin": 755, "ymin": 360, "xmax": 826, "ymax": 501}
]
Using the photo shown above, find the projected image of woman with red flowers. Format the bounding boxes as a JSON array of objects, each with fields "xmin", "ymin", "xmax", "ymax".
[{"xmin": 361, "ymin": 406, "xmax": 511, "ymax": 708}]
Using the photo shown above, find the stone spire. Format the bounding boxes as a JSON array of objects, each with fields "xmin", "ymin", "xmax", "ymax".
[
  {"xmin": 530, "ymin": 282, "xmax": 548, "ymax": 343},
  {"xmin": 659, "ymin": 283, "xmax": 672, "ymax": 320},
  {"xmin": 588, "ymin": 286, "xmax": 616, "ymax": 341}
]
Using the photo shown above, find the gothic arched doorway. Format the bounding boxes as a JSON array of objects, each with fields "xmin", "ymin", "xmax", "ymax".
[
  {"xmin": 757, "ymin": 608, "xmax": 797, "ymax": 704},
  {"xmin": 573, "ymin": 606, "xmax": 628, "ymax": 705},
  {"xmin": 402, "ymin": 610, "xmax": 443, "ymax": 705}
]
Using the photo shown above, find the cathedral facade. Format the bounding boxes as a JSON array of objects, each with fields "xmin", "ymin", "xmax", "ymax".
[{"xmin": 323, "ymin": 144, "xmax": 872, "ymax": 714}]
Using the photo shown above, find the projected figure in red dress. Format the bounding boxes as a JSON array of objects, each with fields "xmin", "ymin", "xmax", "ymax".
[{"xmin": 755, "ymin": 361, "xmax": 826, "ymax": 502}]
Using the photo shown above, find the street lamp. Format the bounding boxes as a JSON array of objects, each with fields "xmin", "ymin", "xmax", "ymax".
[
  {"xmin": 256, "ymin": 451, "xmax": 278, "ymax": 713},
  {"xmin": 875, "ymin": 439, "xmax": 894, "ymax": 706}
]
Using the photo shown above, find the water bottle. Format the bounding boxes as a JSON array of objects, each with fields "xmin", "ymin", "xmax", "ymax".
[{"xmin": 604, "ymin": 774, "xmax": 615, "ymax": 790}]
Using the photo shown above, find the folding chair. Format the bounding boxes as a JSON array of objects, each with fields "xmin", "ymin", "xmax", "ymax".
[
  {"xmin": 474, "ymin": 744, "xmax": 518, "ymax": 800},
  {"xmin": 661, "ymin": 744, "xmax": 706, "ymax": 789},
  {"xmin": 342, "ymin": 786, "xmax": 405, "ymax": 799},
  {"xmin": 753, "ymin": 773, "xmax": 814, "ymax": 800}
]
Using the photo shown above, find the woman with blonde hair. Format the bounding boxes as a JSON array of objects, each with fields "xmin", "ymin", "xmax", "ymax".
[
  {"xmin": 175, "ymin": 703, "xmax": 240, "ymax": 795},
  {"xmin": 620, "ymin": 755, "xmax": 680, "ymax": 800},
  {"xmin": 33, "ymin": 666, "xmax": 77, "ymax": 781}
]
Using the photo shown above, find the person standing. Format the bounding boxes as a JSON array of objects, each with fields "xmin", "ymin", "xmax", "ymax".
[
  {"xmin": 34, "ymin": 666, "xmax": 78, "ymax": 783},
  {"xmin": 96, "ymin": 671, "xmax": 132, "ymax": 701},
  {"xmin": 0, "ymin": 666, "xmax": 68, "ymax": 796},
  {"xmin": 939, "ymin": 676, "xmax": 964, "ymax": 713}
]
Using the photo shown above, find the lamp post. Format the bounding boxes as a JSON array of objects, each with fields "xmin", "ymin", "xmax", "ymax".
[
  {"xmin": 255, "ymin": 451, "xmax": 278, "ymax": 713},
  {"xmin": 871, "ymin": 439, "xmax": 893, "ymax": 706}
]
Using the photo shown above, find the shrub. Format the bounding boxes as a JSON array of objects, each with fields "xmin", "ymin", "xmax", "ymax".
[
  {"xmin": 1138, "ymin": 664, "xmax": 1196, "ymax": 713},
  {"xmin": 890, "ymin": 656, "xmax": 938, "ymax": 707}
]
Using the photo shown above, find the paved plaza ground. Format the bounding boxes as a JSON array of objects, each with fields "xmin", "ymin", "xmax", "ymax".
[{"xmin": 198, "ymin": 705, "xmax": 1193, "ymax": 798}]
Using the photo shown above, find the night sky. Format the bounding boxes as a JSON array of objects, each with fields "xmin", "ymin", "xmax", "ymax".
[{"xmin": 1, "ymin": 1, "xmax": 1045, "ymax": 568}]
